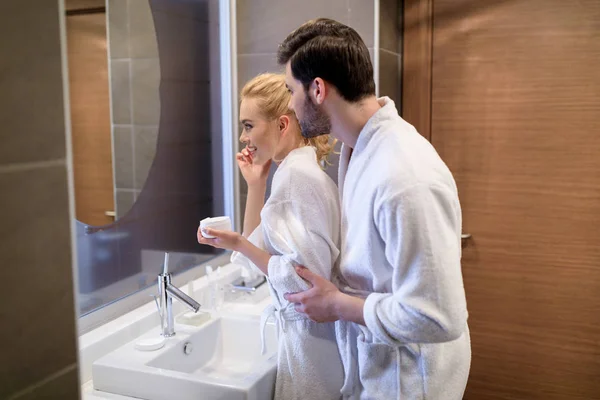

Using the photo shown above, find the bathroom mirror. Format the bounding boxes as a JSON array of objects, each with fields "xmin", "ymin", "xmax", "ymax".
[
  {"xmin": 65, "ymin": 0, "xmax": 160, "ymax": 226},
  {"xmin": 64, "ymin": 0, "xmax": 231, "ymax": 321}
]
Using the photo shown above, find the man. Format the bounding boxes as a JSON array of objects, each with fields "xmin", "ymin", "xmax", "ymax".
[{"xmin": 279, "ymin": 18, "xmax": 471, "ymax": 399}]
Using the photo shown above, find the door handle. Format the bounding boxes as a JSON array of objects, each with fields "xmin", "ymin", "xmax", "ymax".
[{"xmin": 461, "ymin": 233, "xmax": 471, "ymax": 248}]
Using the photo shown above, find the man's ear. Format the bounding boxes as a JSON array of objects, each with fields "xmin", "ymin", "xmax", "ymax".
[{"xmin": 309, "ymin": 77, "xmax": 328, "ymax": 105}]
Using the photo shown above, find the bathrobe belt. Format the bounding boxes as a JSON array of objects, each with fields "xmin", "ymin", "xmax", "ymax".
[{"xmin": 259, "ymin": 302, "xmax": 305, "ymax": 355}]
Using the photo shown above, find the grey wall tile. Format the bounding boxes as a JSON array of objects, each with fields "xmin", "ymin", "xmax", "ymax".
[
  {"xmin": 264, "ymin": 161, "xmax": 277, "ymax": 200},
  {"xmin": 0, "ymin": 166, "xmax": 77, "ymax": 398},
  {"xmin": 368, "ymin": 47, "xmax": 375, "ymax": 65},
  {"xmin": 324, "ymin": 138, "xmax": 342, "ymax": 185},
  {"xmin": 128, "ymin": 0, "xmax": 159, "ymax": 58},
  {"xmin": 379, "ymin": 49, "xmax": 401, "ymax": 107},
  {"xmin": 110, "ymin": 60, "xmax": 132, "ymax": 125},
  {"xmin": 368, "ymin": 47, "xmax": 378, "ymax": 90},
  {"xmin": 65, "ymin": 0, "xmax": 104, "ymax": 11},
  {"xmin": 12, "ymin": 365, "xmax": 80, "ymax": 400},
  {"xmin": 239, "ymin": 172, "xmax": 248, "ymax": 199},
  {"xmin": 348, "ymin": 0, "xmax": 375, "ymax": 47},
  {"xmin": 0, "ymin": 1, "xmax": 65, "ymax": 166},
  {"xmin": 131, "ymin": 58, "xmax": 161, "ymax": 125},
  {"xmin": 0, "ymin": 2, "xmax": 64, "ymax": 60},
  {"xmin": 116, "ymin": 189, "xmax": 136, "ymax": 218},
  {"xmin": 239, "ymin": 193, "xmax": 248, "ymax": 230},
  {"xmin": 106, "ymin": 0, "xmax": 129, "ymax": 59},
  {"xmin": 150, "ymin": 0, "xmax": 210, "ymax": 22},
  {"xmin": 108, "ymin": 0, "xmax": 129, "ymax": 59},
  {"xmin": 380, "ymin": 0, "xmax": 401, "ymax": 53},
  {"xmin": 134, "ymin": 126, "xmax": 159, "ymax": 189},
  {"xmin": 113, "ymin": 126, "xmax": 134, "ymax": 189},
  {"xmin": 237, "ymin": 53, "xmax": 281, "ymax": 93},
  {"xmin": 1, "ymin": 1, "xmax": 78, "ymax": 398},
  {"xmin": 236, "ymin": 0, "xmax": 349, "ymax": 54}
]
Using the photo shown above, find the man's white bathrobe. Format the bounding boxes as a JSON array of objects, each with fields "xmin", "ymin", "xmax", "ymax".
[
  {"xmin": 232, "ymin": 146, "xmax": 344, "ymax": 400},
  {"xmin": 334, "ymin": 97, "xmax": 471, "ymax": 399}
]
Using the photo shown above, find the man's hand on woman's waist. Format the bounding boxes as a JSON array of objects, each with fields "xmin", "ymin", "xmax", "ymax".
[{"xmin": 284, "ymin": 266, "xmax": 366, "ymax": 325}]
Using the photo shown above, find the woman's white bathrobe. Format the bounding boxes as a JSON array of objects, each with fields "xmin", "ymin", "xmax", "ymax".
[
  {"xmin": 335, "ymin": 97, "xmax": 471, "ymax": 399},
  {"xmin": 232, "ymin": 146, "xmax": 344, "ymax": 400}
]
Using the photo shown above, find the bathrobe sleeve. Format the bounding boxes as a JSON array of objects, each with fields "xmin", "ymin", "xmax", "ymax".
[
  {"xmin": 364, "ymin": 183, "xmax": 468, "ymax": 345},
  {"xmin": 262, "ymin": 199, "xmax": 340, "ymax": 294}
]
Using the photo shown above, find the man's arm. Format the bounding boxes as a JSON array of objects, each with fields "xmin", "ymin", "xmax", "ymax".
[
  {"xmin": 285, "ymin": 266, "xmax": 366, "ymax": 325},
  {"xmin": 286, "ymin": 183, "xmax": 468, "ymax": 346},
  {"xmin": 361, "ymin": 183, "xmax": 468, "ymax": 345}
]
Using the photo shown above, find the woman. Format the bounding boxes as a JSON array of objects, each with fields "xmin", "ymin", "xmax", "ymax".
[{"xmin": 197, "ymin": 73, "xmax": 343, "ymax": 400}]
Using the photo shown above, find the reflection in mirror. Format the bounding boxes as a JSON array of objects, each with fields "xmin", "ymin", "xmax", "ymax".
[
  {"xmin": 65, "ymin": 0, "xmax": 226, "ymax": 318},
  {"xmin": 66, "ymin": 0, "xmax": 116, "ymax": 226},
  {"xmin": 66, "ymin": 0, "xmax": 160, "ymax": 225}
]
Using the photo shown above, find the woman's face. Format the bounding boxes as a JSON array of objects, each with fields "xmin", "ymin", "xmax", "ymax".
[{"xmin": 239, "ymin": 98, "xmax": 279, "ymax": 165}]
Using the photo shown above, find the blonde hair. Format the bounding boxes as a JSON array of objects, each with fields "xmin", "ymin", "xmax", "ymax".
[{"xmin": 240, "ymin": 73, "xmax": 335, "ymax": 167}]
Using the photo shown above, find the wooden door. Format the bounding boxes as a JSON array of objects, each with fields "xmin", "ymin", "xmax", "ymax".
[
  {"xmin": 66, "ymin": 12, "xmax": 115, "ymax": 226},
  {"xmin": 405, "ymin": 0, "xmax": 600, "ymax": 398}
]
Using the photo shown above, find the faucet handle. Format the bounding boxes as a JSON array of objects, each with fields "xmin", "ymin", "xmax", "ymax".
[{"xmin": 162, "ymin": 252, "xmax": 170, "ymax": 275}]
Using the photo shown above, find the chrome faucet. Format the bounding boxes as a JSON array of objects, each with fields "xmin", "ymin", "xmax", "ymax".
[
  {"xmin": 157, "ymin": 253, "xmax": 200, "ymax": 337},
  {"xmin": 229, "ymin": 274, "xmax": 267, "ymax": 293}
]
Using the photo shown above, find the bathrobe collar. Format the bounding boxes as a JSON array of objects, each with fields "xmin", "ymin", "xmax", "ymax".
[{"xmin": 338, "ymin": 96, "xmax": 398, "ymax": 198}]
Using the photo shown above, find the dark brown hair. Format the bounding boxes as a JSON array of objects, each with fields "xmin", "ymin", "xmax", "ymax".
[{"xmin": 277, "ymin": 18, "xmax": 376, "ymax": 102}]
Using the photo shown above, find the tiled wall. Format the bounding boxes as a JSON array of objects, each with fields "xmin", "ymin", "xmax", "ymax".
[
  {"xmin": 0, "ymin": 1, "xmax": 79, "ymax": 399},
  {"xmin": 235, "ymin": 0, "xmax": 378, "ymax": 211},
  {"xmin": 378, "ymin": 0, "xmax": 403, "ymax": 107},
  {"xmin": 107, "ymin": 0, "xmax": 161, "ymax": 219}
]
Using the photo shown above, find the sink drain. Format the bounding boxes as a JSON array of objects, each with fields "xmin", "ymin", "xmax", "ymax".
[{"xmin": 183, "ymin": 342, "xmax": 193, "ymax": 355}]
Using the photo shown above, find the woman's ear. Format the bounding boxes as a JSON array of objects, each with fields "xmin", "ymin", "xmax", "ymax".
[{"xmin": 278, "ymin": 114, "xmax": 290, "ymax": 135}]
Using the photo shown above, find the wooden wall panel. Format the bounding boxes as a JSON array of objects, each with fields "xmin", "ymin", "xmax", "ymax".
[
  {"xmin": 430, "ymin": 0, "xmax": 600, "ymax": 398},
  {"xmin": 402, "ymin": 0, "xmax": 433, "ymax": 140},
  {"xmin": 67, "ymin": 13, "xmax": 115, "ymax": 226}
]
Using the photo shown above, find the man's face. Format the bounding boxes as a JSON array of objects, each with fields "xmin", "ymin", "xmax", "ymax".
[{"xmin": 285, "ymin": 62, "xmax": 331, "ymax": 138}]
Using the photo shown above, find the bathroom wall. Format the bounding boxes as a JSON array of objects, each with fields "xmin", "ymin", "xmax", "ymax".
[
  {"xmin": 235, "ymin": 0, "xmax": 381, "ymax": 212},
  {"xmin": 107, "ymin": 0, "xmax": 162, "ymax": 219},
  {"xmin": 378, "ymin": 0, "xmax": 403, "ymax": 107},
  {"xmin": 0, "ymin": 1, "xmax": 79, "ymax": 398}
]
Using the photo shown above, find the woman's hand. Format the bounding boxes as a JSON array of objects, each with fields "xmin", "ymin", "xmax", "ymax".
[
  {"xmin": 197, "ymin": 226, "xmax": 245, "ymax": 252},
  {"xmin": 237, "ymin": 149, "xmax": 271, "ymax": 187}
]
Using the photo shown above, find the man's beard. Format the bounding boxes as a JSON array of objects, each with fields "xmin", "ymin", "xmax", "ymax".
[{"xmin": 299, "ymin": 95, "xmax": 331, "ymax": 138}]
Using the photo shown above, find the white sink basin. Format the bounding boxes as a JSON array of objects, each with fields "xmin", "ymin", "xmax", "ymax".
[{"xmin": 92, "ymin": 314, "xmax": 277, "ymax": 400}]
